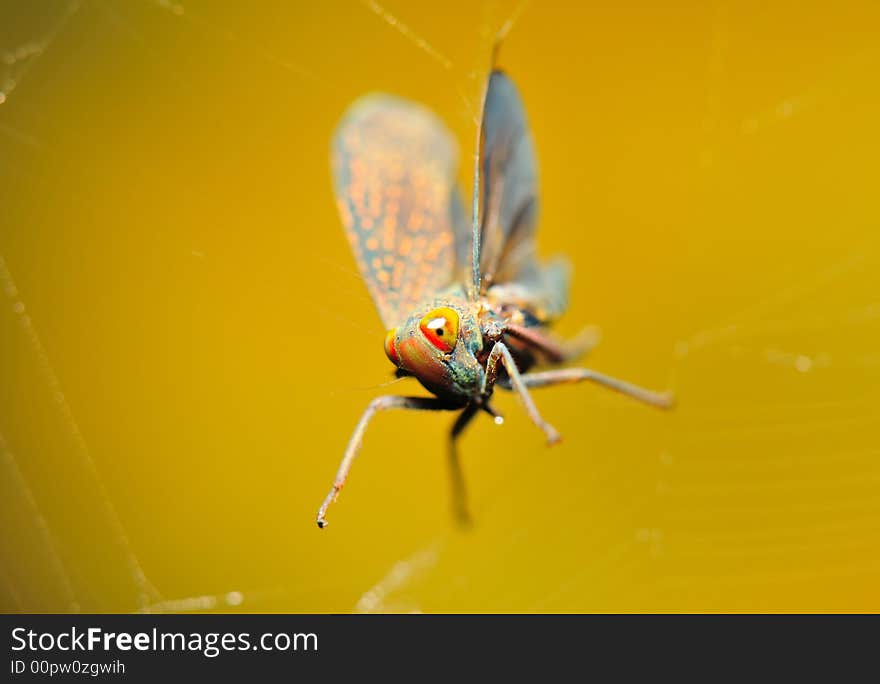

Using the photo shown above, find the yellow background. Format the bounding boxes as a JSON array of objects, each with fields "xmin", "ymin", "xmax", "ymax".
[{"xmin": 1, "ymin": 0, "xmax": 879, "ymax": 613}]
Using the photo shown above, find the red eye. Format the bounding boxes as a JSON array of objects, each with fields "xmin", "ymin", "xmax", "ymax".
[
  {"xmin": 419, "ymin": 307, "xmax": 459, "ymax": 353},
  {"xmin": 384, "ymin": 328, "xmax": 400, "ymax": 365}
]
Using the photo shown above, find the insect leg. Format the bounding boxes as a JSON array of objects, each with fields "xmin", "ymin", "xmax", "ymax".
[
  {"xmin": 316, "ymin": 395, "xmax": 458, "ymax": 528},
  {"xmin": 448, "ymin": 403, "xmax": 479, "ymax": 528},
  {"xmin": 482, "ymin": 341, "xmax": 561, "ymax": 445},
  {"xmin": 508, "ymin": 368, "xmax": 675, "ymax": 410},
  {"xmin": 558, "ymin": 325, "xmax": 602, "ymax": 361},
  {"xmin": 504, "ymin": 324, "xmax": 601, "ymax": 363}
]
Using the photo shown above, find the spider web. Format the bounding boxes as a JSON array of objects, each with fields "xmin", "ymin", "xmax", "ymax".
[{"xmin": 1, "ymin": 1, "xmax": 879, "ymax": 614}]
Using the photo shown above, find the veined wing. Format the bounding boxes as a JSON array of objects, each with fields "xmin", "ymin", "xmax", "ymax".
[
  {"xmin": 456, "ymin": 70, "xmax": 540, "ymax": 294},
  {"xmin": 332, "ymin": 95, "xmax": 464, "ymax": 329}
]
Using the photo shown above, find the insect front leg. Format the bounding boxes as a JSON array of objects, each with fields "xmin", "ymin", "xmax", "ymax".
[
  {"xmin": 507, "ymin": 368, "xmax": 675, "ymax": 410},
  {"xmin": 316, "ymin": 395, "xmax": 459, "ymax": 529},
  {"xmin": 447, "ymin": 402, "xmax": 503, "ymax": 528},
  {"xmin": 448, "ymin": 404, "xmax": 479, "ymax": 528},
  {"xmin": 482, "ymin": 341, "xmax": 561, "ymax": 445}
]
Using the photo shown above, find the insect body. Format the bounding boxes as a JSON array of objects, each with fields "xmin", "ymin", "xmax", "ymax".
[{"xmin": 318, "ymin": 70, "xmax": 673, "ymax": 528}]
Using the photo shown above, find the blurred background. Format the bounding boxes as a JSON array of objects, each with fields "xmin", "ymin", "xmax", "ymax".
[{"xmin": 1, "ymin": 0, "xmax": 879, "ymax": 613}]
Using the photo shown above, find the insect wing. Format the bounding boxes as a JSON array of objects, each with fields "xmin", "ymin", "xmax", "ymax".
[
  {"xmin": 332, "ymin": 95, "xmax": 463, "ymax": 329},
  {"xmin": 464, "ymin": 70, "xmax": 540, "ymax": 291}
]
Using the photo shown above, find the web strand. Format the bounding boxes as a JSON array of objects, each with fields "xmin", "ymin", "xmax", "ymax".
[
  {"xmin": 0, "ymin": 254, "xmax": 160, "ymax": 610},
  {"xmin": 0, "ymin": 429, "xmax": 79, "ymax": 612}
]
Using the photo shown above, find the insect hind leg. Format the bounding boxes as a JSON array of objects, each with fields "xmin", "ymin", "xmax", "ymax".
[
  {"xmin": 504, "ymin": 324, "xmax": 601, "ymax": 364},
  {"xmin": 502, "ymin": 368, "xmax": 674, "ymax": 410},
  {"xmin": 558, "ymin": 325, "xmax": 602, "ymax": 362}
]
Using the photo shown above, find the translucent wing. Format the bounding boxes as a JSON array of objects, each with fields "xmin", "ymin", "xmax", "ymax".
[
  {"xmin": 455, "ymin": 70, "xmax": 540, "ymax": 293},
  {"xmin": 332, "ymin": 95, "xmax": 463, "ymax": 328}
]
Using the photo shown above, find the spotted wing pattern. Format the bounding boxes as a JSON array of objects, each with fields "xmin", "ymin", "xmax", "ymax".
[
  {"xmin": 455, "ymin": 70, "xmax": 540, "ymax": 293},
  {"xmin": 332, "ymin": 94, "xmax": 463, "ymax": 329}
]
